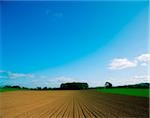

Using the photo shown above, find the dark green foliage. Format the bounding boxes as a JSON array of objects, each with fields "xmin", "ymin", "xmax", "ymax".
[
  {"xmin": 0, "ymin": 85, "xmax": 29, "ymax": 92},
  {"xmin": 3, "ymin": 85, "xmax": 12, "ymax": 88},
  {"xmin": 22, "ymin": 87, "xmax": 29, "ymax": 90},
  {"xmin": 116, "ymin": 83, "xmax": 150, "ymax": 88},
  {"xmin": 4, "ymin": 85, "xmax": 21, "ymax": 89},
  {"xmin": 43, "ymin": 87, "xmax": 48, "ymax": 90},
  {"xmin": 37, "ymin": 87, "xmax": 42, "ymax": 90},
  {"xmin": 105, "ymin": 82, "xmax": 112, "ymax": 88},
  {"xmin": 12, "ymin": 86, "xmax": 21, "ymax": 89},
  {"xmin": 43, "ymin": 87, "xmax": 52, "ymax": 90},
  {"xmin": 60, "ymin": 82, "xmax": 88, "ymax": 90}
]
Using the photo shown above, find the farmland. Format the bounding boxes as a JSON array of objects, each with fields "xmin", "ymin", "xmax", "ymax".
[
  {"xmin": 0, "ymin": 88, "xmax": 23, "ymax": 92},
  {"xmin": 0, "ymin": 90, "xmax": 149, "ymax": 118}
]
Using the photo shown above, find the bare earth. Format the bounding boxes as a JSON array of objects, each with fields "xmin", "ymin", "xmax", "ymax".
[{"xmin": 0, "ymin": 90, "xmax": 149, "ymax": 118}]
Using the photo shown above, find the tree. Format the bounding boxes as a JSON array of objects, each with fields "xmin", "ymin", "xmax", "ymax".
[
  {"xmin": 4, "ymin": 85, "xmax": 12, "ymax": 88},
  {"xmin": 60, "ymin": 82, "xmax": 89, "ymax": 90},
  {"xmin": 43, "ymin": 87, "xmax": 48, "ymax": 90},
  {"xmin": 12, "ymin": 86, "xmax": 21, "ymax": 89},
  {"xmin": 37, "ymin": 87, "xmax": 42, "ymax": 90},
  {"xmin": 105, "ymin": 82, "xmax": 112, "ymax": 88}
]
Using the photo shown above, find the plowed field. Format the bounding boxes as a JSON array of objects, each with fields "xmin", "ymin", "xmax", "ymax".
[{"xmin": 0, "ymin": 90, "xmax": 149, "ymax": 118}]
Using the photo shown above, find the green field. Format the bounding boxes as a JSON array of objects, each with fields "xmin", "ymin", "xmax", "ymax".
[
  {"xmin": 0, "ymin": 88, "xmax": 22, "ymax": 92},
  {"xmin": 1, "ymin": 87, "xmax": 149, "ymax": 97},
  {"xmin": 97, "ymin": 88, "xmax": 150, "ymax": 97}
]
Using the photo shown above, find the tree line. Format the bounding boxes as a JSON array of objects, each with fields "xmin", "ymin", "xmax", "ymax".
[
  {"xmin": 1, "ymin": 82, "xmax": 149, "ymax": 91},
  {"xmin": 2, "ymin": 82, "xmax": 89, "ymax": 90},
  {"xmin": 2, "ymin": 85, "xmax": 53, "ymax": 90}
]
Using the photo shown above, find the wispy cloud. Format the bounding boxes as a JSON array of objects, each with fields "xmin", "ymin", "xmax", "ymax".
[
  {"xmin": 46, "ymin": 9, "xmax": 63, "ymax": 18},
  {"xmin": 0, "ymin": 70, "xmax": 34, "ymax": 79},
  {"xmin": 36, "ymin": 76, "xmax": 98, "ymax": 87},
  {"xmin": 0, "ymin": 70, "xmax": 7, "ymax": 73},
  {"xmin": 29, "ymin": 76, "xmax": 78, "ymax": 88},
  {"xmin": 55, "ymin": 76, "xmax": 76, "ymax": 83},
  {"xmin": 0, "ymin": 76, "xmax": 8, "ymax": 79},
  {"xmin": 107, "ymin": 75, "xmax": 150, "ymax": 86},
  {"xmin": 133, "ymin": 75, "xmax": 150, "ymax": 80},
  {"xmin": 140, "ymin": 63, "xmax": 147, "ymax": 66},
  {"xmin": 9, "ymin": 73, "xmax": 34, "ymax": 79}
]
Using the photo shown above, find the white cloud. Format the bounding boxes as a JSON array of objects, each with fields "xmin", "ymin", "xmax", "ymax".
[
  {"xmin": 107, "ymin": 75, "xmax": 150, "ymax": 86},
  {"xmin": 109, "ymin": 58, "xmax": 137, "ymax": 70},
  {"xmin": 0, "ymin": 76, "xmax": 8, "ymax": 79},
  {"xmin": 0, "ymin": 70, "xmax": 7, "ymax": 73},
  {"xmin": 133, "ymin": 75, "xmax": 150, "ymax": 81},
  {"xmin": 108, "ymin": 53, "xmax": 150, "ymax": 70},
  {"xmin": 30, "ymin": 76, "xmax": 79, "ymax": 88},
  {"xmin": 140, "ymin": 63, "xmax": 147, "ymax": 66},
  {"xmin": 8, "ymin": 73, "xmax": 34, "ymax": 79},
  {"xmin": 0, "ymin": 70, "xmax": 34, "ymax": 79},
  {"xmin": 55, "ymin": 76, "xmax": 76, "ymax": 83},
  {"xmin": 126, "ymin": 75, "xmax": 150, "ymax": 84},
  {"xmin": 137, "ymin": 53, "xmax": 150, "ymax": 62},
  {"xmin": 40, "ymin": 75, "xmax": 47, "ymax": 79}
]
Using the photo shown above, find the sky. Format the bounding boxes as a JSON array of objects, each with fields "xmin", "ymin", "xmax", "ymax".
[{"xmin": 0, "ymin": 1, "xmax": 149, "ymax": 88}]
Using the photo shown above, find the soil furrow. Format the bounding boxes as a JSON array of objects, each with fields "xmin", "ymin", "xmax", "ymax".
[{"xmin": 0, "ymin": 90, "xmax": 149, "ymax": 118}]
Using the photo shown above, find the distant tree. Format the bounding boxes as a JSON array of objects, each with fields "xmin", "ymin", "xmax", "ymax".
[
  {"xmin": 4, "ymin": 85, "xmax": 12, "ymax": 88},
  {"xmin": 22, "ymin": 87, "xmax": 29, "ymax": 90},
  {"xmin": 37, "ymin": 87, "xmax": 42, "ymax": 90},
  {"xmin": 47, "ymin": 87, "xmax": 52, "ymax": 90},
  {"xmin": 12, "ymin": 85, "xmax": 21, "ymax": 89},
  {"xmin": 105, "ymin": 82, "xmax": 112, "ymax": 88},
  {"xmin": 43, "ymin": 87, "xmax": 48, "ymax": 90}
]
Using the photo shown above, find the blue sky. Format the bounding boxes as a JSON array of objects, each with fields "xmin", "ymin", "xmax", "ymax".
[{"xmin": 0, "ymin": 1, "xmax": 149, "ymax": 87}]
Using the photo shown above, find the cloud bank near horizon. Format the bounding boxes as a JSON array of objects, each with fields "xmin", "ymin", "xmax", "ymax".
[{"xmin": 0, "ymin": 53, "xmax": 149, "ymax": 87}]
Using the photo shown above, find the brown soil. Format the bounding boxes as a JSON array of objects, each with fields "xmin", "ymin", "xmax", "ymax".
[{"xmin": 0, "ymin": 90, "xmax": 149, "ymax": 118}]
